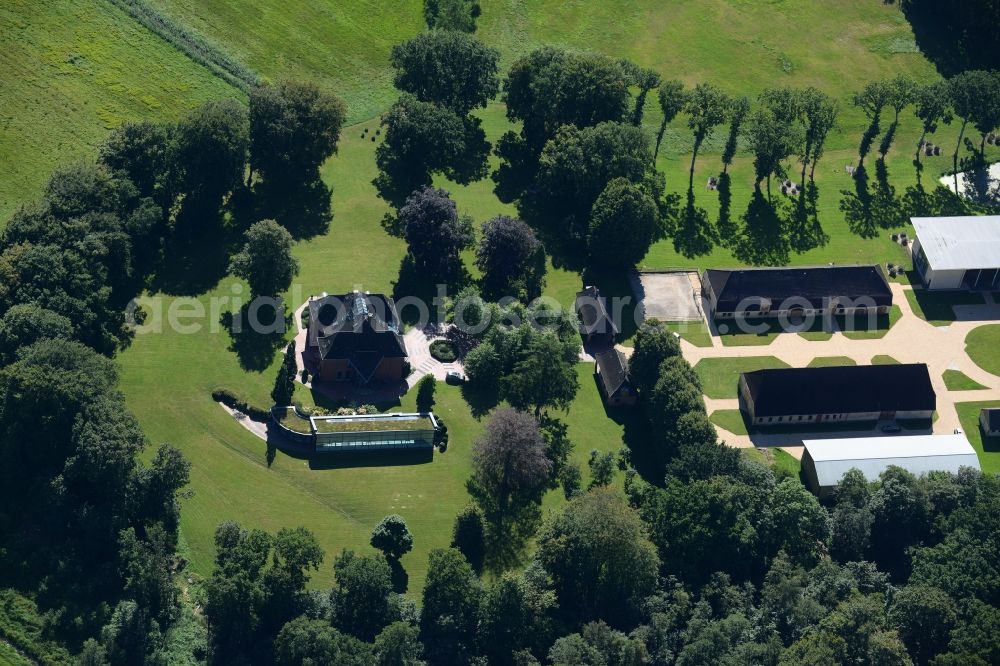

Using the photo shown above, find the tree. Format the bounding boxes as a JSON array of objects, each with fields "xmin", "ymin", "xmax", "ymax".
[
  {"xmin": 854, "ymin": 80, "xmax": 893, "ymax": 123},
  {"xmin": 100, "ymin": 600, "xmax": 152, "ymax": 666},
  {"xmin": 745, "ymin": 102, "xmax": 804, "ymax": 197},
  {"xmin": 722, "ymin": 96, "xmax": 750, "ymax": 172},
  {"xmin": 587, "ymin": 450, "xmax": 616, "ymax": 489},
  {"xmin": 0, "ymin": 303, "xmax": 73, "ymax": 365},
  {"xmin": 416, "ymin": 374, "xmax": 436, "ymax": 413},
  {"xmin": 494, "ymin": 48, "xmax": 630, "ymax": 202},
  {"xmin": 331, "ymin": 551, "xmax": 398, "ymax": 641},
  {"xmin": 799, "ymin": 88, "xmax": 838, "ymax": 182},
  {"xmin": 949, "ymin": 70, "xmax": 1000, "ymax": 171},
  {"xmin": 526, "ymin": 121, "xmax": 661, "ymax": 249},
  {"xmin": 467, "ymin": 408, "xmax": 552, "ymax": 554},
  {"xmin": 463, "ymin": 341, "xmax": 502, "ymax": 390},
  {"xmin": 375, "ymin": 95, "xmax": 488, "ymax": 207},
  {"xmin": 762, "ymin": 478, "xmax": 830, "ymax": 568},
  {"xmin": 169, "ymin": 98, "xmax": 249, "ymax": 203},
  {"xmin": 420, "ymin": 548, "xmax": 482, "ymax": 666},
  {"xmin": 374, "ymin": 621, "xmax": 426, "ymax": 666},
  {"xmin": 271, "ymin": 343, "xmax": 298, "ymax": 406},
  {"xmin": 499, "ymin": 333, "xmax": 579, "ymax": 414},
  {"xmin": 424, "ymin": 0, "xmax": 481, "ymax": 32},
  {"xmin": 450, "ymin": 505, "xmax": 486, "ymax": 573},
  {"xmin": 478, "ymin": 571, "xmax": 556, "ymax": 665},
  {"xmin": 397, "ymin": 186, "xmax": 474, "ymax": 281},
  {"xmin": 274, "ymin": 617, "xmax": 374, "ymax": 666},
  {"xmin": 654, "ymin": 80, "xmax": 686, "ymax": 161},
  {"xmin": 913, "ymin": 81, "xmax": 952, "ymax": 171},
  {"xmin": 535, "ymin": 487, "xmax": 659, "ymax": 625},
  {"xmin": 887, "ymin": 74, "xmax": 918, "ymax": 125},
  {"xmin": 560, "ymin": 463, "xmax": 582, "ymax": 499},
  {"xmin": 229, "ymin": 219, "xmax": 299, "ymax": 299},
  {"xmin": 619, "ymin": 60, "xmax": 660, "ymax": 126},
  {"xmin": 628, "ymin": 319, "xmax": 681, "ymax": 396},
  {"xmin": 683, "ymin": 83, "xmax": 731, "ymax": 189},
  {"xmin": 587, "ymin": 177, "xmax": 659, "ymax": 267},
  {"xmin": 475, "ymin": 215, "xmax": 544, "ymax": 300},
  {"xmin": 248, "ymin": 80, "xmax": 347, "ymax": 183},
  {"xmin": 889, "ymin": 584, "xmax": 957, "ymax": 664},
  {"xmin": 391, "ymin": 31, "xmax": 499, "ymax": 115},
  {"xmin": 371, "ymin": 515, "xmax": 415, "ymax": 562},
  {"xmin": 98, "ymin": 120, "xmax": 171, "ymax": 203}
]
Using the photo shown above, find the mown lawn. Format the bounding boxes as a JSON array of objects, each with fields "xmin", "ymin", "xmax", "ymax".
[
  {"xmin": 965, "ymin": 324, "xmax": 1000, "ymax": 378},
  {"xmin": 956, "ymin": 401, "xmax": 1000, "ymax": 475},
  {"xmin": 840, "ymin": 304, "xmax": 902, "ymax": 340},
  {"xmin": 871, "ymin": 354, "xmax": 901, "ymax": 364},
  {"xmin": 694, "ymin": 356, "xmax": 790, "ymax": 399},
  {"xmin": 943, "ymin": 369, "xmax": 988, "ymax": 391},
  {"xmin": 21, "ymin": 0, "xmax": 993, "ymax": 595},
  {"xmin": 807, "ymin": 356, "xmax": 857, "ymax": 367},
  {"xmin": 0, "ymin": 0, "xmax": 239, "ymax": 223},
  {"xmin": 710, "ymin": 409, "xmax": 748, "ymax": 436}
]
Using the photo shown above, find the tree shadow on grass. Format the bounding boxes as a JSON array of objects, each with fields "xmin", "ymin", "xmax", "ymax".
[
  {"xmin": 152, "ymin": 203, "xmax": 235, "ymax": 296},
  {"xmin": 730, "ymin": 191, "xmax": 791, "ymax": 265},
  {"xmin": 389, "ymin": 559, "xmax": 409, "ymax": 594},
  {"xmin": 460, "ymin": 382, "xmax": 499, "ymax": 419},
  {"xmin": 250, "ymin": 177, "xmax": 334, "ymax": 240},
  {"xmin": 220, "ymin": 301, "xmax": 291, "ymax": 372},
  {"xmin": 392, "ymin": 255, "xmax": 470, "ymax": 327},
  {"xmin": 672, "ymin": 191, "xmax": 717, "ymax": 259},
  {"xmin": 716, "ymin": 173, "xmax": 736, "ymax": 246},
  {"xmin": 898, "ymin": 1, "xmax": 1000, "ymax": 77},
  {"xmin": 788, "ymin": 182, "xmax": 829, "ymax": 253}
]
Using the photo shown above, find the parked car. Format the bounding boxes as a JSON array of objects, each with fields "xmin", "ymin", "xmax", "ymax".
[
  {"xmin": 881, "ymin": 423, "xmax": 902, "ymax": 433},
  {"xmin": 445, "ymin": 371, "xmax": 465, "ymax": 385}
]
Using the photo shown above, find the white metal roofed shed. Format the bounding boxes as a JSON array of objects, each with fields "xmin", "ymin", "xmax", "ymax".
[
  {"xmin": 911, "ymin": 215, "xmax": 1000, "ymax": 290},
  {"xmin": 801, "ymin": 434, "xmax": 980, "ymax": 496}
]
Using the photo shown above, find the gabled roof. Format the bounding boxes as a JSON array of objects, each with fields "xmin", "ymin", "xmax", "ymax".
[
  {"xmin": 575, "ymin": 286, "xmax": 618, "ymax": 337},
  {"xmin": 982, "ymin": 407, "xmax": 1000, "ymax": 431},
  {"xmin": 704, "ymin": 265, "xmax": 892, "ymax": 310},
  {"xmin": 307, "ymin": 292, "xmax": 406, "ymax": 362},
  {"xmin": 912, "ymin": 216, "xmax": 1000, "ymax": 271},
  {"xmin": 742, "ymin": 364, "xmax": 935, "ymax": 417},
  {"xmin": 595, "ymin": 348, "xmax": 631, "ymax": 397},
  {"xmin": 803, "ymin": 434, "xmax": 980, "ymax": 488}
]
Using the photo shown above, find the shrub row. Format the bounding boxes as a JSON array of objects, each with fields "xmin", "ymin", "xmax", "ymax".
[
  {"xmin": 211, "ymin": 388, "xmax": 271, "ymax": 421},
  {"xmin": 108, "ymin": 0, "xmax": 260, "ymax": 91}
]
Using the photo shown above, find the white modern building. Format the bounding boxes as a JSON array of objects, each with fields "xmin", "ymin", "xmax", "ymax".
[
  {"xmin": 801, "ymin": 433, "xmax": 981, "ymax": 497},
  {"xmin": 911, "ymin": 216, "xmax": 1000, "ymax": 290}
]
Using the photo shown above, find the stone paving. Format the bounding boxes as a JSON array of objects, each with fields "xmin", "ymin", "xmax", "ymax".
[{"xmin": 623, "ymin": 283, "xmax": 1000, "ymax": 459}]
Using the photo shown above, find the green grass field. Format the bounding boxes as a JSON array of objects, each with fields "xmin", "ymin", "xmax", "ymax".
[
  {"xmin": 956, "ymin": 401, "xmax": 1000, "ymax": 475},
  {"xmin": 943, "ymin": 369, "xmax": 988, "ymax": 391},
  {"xmin": 871, "ymin": 354, "xmax": 901, "ymax": 364},
  {"xmin": 709, "ymin": 409, "xmax": 748, "ymax": 436},
  {"xmin": 965, "ymin": 324, "xmax": 1000, "ymax": 378},
  {"xmin": 807, "ymin": 356, "xmax": 857, "ymax": 368},
  {"xmin": 0, "ymin": 0, "xmax": 240, "ymax": 223},
  {"xmin": 694, "ymin": 356, "xmax": 790, "ymax": 399},
  {"xmin": 7, "ymin": 0, "xmax": 1000, "ymax": 595}
]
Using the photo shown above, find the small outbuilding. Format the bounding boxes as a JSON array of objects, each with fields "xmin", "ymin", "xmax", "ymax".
[
  {"xmin": 594, "ymin": 349, "xmax": 637, "ymax": 407},
  {"xmin": 739, "ymin": 364, "xmax": 936, "ymax": 426},
  {"xmin": 801, "ymin": 434, "xmax": 981, "ymax": 497},
  {"xmin": 911, "ymin": 215, "xmax": 1000, "ymax": 290},
  {"xmin": 575, "ymin": 286, "xmax": 618, "ymax": 345},
  {"xmin": 980, "ymin": 407, "xmax": 1000, "ymax": 437}
]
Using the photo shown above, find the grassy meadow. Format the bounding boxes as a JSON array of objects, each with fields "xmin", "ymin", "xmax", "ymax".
[{"xmin": 4, "ymin": 0, "xmax": 999, "ymax": 592}]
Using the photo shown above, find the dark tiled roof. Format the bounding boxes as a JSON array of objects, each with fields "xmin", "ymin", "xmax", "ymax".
[
  {"xmin": 575, "ymin": 286, "xmax": 618, "ymax": 336},
  {"xmin": 982, "ymin": 408, "xmax": 1000, "ymax": 431},
  {"xmin": 595, "ymin": 348, "xmax": 630, "ymax": 397},
  {"xmin": 307, "ymin": 293, "xmax": 407, "ymax": 363},
  {"xmin": 704, "ymin": 265, "xmax": 892, "ymax": 311},
  {"xmin": 742, "ymin": 364, "xmax": 935, "ymax": 417}
]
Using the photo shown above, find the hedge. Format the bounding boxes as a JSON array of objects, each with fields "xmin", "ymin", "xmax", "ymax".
[{"xmin": 211, "ymin": 388, "xmax": 271, "ymax": 421}]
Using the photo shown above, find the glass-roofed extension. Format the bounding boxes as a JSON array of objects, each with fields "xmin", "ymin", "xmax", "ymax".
[{"xmin": 271, "ymin": 409, "xmax": 438, "ymax": 452}]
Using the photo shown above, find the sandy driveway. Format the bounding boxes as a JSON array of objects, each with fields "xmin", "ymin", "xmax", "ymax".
[{"xmin": 626, "ymin": 283, "xmax": 1000, "ymax": 458}]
